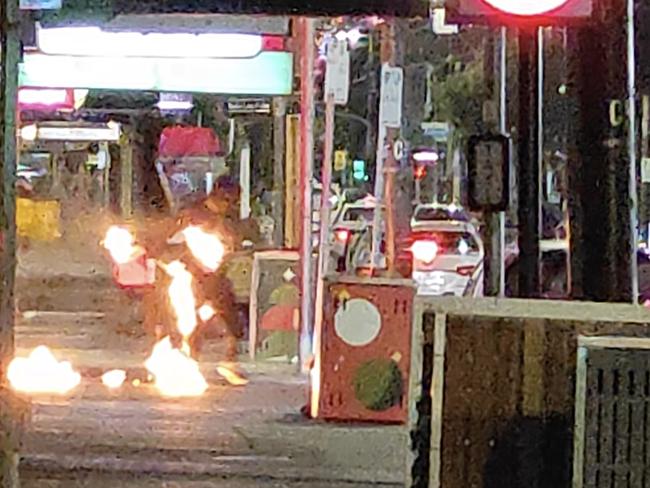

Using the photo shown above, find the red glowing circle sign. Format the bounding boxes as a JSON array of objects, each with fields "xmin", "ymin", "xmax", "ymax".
[{"xmin": 482, "ymin": 0, "xmax": 570, "ymax": 15}]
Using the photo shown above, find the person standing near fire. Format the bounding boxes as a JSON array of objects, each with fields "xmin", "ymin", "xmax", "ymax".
[{"xmin": 142, "ymin": 174, "xmax": 259, "ymax": 385}]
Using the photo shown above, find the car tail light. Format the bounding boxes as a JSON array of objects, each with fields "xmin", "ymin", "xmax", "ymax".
[
  {"xmin": 410, "ymin": 240, "xmax": 438, "ymax": 264},
  {"xmin": 456, "ymin": 265, "xmax": 476, "ymax": 277},
  {"xmin": 335, "ymin": 229, "xmax": 350, "ymax": 243}
]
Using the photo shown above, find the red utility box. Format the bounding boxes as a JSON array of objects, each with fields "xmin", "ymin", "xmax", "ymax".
[{"xmin": 314, "ymin": 277, "xmax": 415, "ymax": 424}]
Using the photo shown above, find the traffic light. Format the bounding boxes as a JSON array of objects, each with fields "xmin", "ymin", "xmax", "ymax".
[
  {"xmin": 352, "ymin": 160, "xmax": 369, "ymax": 182},
  {"xmin": 446, "ymin": 0, "xmax": 592, "ymax": 24}
]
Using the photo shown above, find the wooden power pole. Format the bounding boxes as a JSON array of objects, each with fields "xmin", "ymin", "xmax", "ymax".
[
  {"xmin": 0, "ymin": 0, "xmax": 26, "ymax": 485},
  {"xmin": 569, "ymin": 0, "xmax": 634, "ymax": 302}
]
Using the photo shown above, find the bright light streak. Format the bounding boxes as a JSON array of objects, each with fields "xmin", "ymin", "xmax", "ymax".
[
  {"xmin": 145, "ymin": 338, "xmax": 208, "ymax": 397},
  {"xmin": 18, "ymin": 88, "xmax": 69, "ymax": 106},
  {"xmin": 37, "ymin": 26, "xmax": 265, "ymax": 59},
  {"xmin": 157, "ymin": 100, "xmax": 194, "ymax": 111},
  {"xmin": 345, "ymin": 28, "xmax": 364, "ymax": 46},
  {"xmin": 101, "ymin": 369, "xmax": 126, "ymax": 389},
  {"xmin": 103, "ymin": 226, "xmax": 138, "ymax": 264},
  {"xmin": 182, "ymin": 226, "xmax": 226, "ymax": 273},
  {"xmin": 22, "ymin": 123, "xmax": 121, "ymax": 142},
  {"xmin": 164, "ymin": 260, "xmax": 198, "ymax": 339},
  {"xmin": 413, "ymin": 151, "xmax": 439, "ymax": 163},
  {"xmin": 216, "ymin": 364, "xmax": 249, "ymax": 387},
  {"xmin": 483, "ymin": 0, "xmax": 569, "ymax": 15},
  {"xmin": 8, "ymin": 346, "xmax": 81, "ymax": 395},
  {"xmin": 20, "ymin": 52, "xmax": 294, "ymax": 96},
  {"xmin": 20, "ymin": 124, "xmax": 37, "ymax": 141}
]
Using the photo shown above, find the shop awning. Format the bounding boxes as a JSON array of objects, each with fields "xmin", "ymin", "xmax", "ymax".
[{"xmin": 158, "ymin": 126, "xmax": 221, "ymax": 158}]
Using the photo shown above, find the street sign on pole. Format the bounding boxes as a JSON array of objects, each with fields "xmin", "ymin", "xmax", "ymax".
[
  {"xmin": 334, "ymin": 150, "xmax": 348, "ymax": 171},
  {"xmin": 324, "ymin": 38, "xmax": 350, "ymax": 106},
  {"xmin": 378, "ymin": 64, "xmax": 404, "ymax": 129}
]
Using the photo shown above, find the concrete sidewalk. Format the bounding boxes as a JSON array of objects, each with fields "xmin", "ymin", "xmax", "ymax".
[
  {"xmin": 15, "ymin": 318, "xmax": 407, "ymax": 487},
  {"xmin": 20, "ymin": 378, "xmax": 407, "ymax": 486}
]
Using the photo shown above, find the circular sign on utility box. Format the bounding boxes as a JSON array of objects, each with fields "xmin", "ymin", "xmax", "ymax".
[{"xmin": 393, "ymin": 140, "xmax": 405, "ymax": 161}]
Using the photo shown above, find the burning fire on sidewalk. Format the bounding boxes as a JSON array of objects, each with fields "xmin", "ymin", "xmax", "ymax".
[
  {"xmin": 8, "ymin": 346, "xmax": 81, "ymax": 394},
  {"xmin": 9, "ymin": 225, "xmax": 245, "ymax": 397},
  {"xmin": 145, "ymin": 259, "xmax": 210, "ymax": 397}
]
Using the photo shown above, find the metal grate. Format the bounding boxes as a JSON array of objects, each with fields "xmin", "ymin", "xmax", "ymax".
[{"xmin": 580, "ymin": 347, "xmax": 650, "ymax": 488}]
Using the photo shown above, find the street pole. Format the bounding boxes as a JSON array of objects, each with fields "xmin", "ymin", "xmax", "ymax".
[
  {"xmin": 537, "ymin": 27, "xmax": 545, "ymax": 295},
  {"xmin": 498, "ymin": 26, "xmax": 508, "ymax": 297},
  {"xmin": 517, "ymin": 27, "xmax": 541, "ymax": 298},
  {"xmin": 317, "ymin": 95, "xmax": 335, "ymax": 281},
  {"xmin": 627, "ymin": 0, "xmax": 639, "ymax": 303},
  {"xmin": 570, "ymin": 0, "xmax": 632, "ymax": 302},
  {"xmin": 371, "ymin": 21, "xmax": 398, "ymax": 272},
  {"xmin": 641, "ymin": 95, "xmax": 649, "ymax": 242},
  {"xmin": 272, "ymin": 97, "xmax": 287, "ymax": 247},
  {"xmin": 298, "ymin": 17, "xmax": 315, "ymax": 372},
  {"xmin": 0, "ymin": 0, "xmax": 21, "ymax": 484},
  {"xmin": 485, "ymin": 27, "xmax": 508, "ymax": 297}
]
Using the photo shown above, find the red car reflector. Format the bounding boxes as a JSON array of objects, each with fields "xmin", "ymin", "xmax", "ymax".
[{"xmin": 456, "ymin": 265, "xmax": 476, "ymax": 276}]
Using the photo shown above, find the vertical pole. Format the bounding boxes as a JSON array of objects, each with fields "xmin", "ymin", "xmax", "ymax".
[
  {"xmin": 239, "ymin": 141, "xmax": 251, "ymax": 220},
  {"xmin": 317, "ymin": 96, "xmax": 335, "ymax": 280},
  {"xmin": 284, "ymin": 114, "xmax": 300, "ymax": 248},
  {"xmin": 498, "ymin": 26, "xmax": 508, "ymax": 297},
  {"xmin": 570, "ymin": 0, "xmax": 632, "ymax": 302},
  {"xmin": 371, "ymin": 21, "xmax": 398, "ymax": 271},
  {"xmin": 0, "ymin": 0, "xmax": 20, "ymax": 485},
  {"xmin": 485, "ymin": 28, "xmax": 508, "ymax": 297},
  {"xmin": 298, "ymin": 17, "xmax": 315, "ymax": 372},
  {"xmin": 272, "ymin": 97, "xmax": 287, "ymax": 247},
  {"xmin": 119, "ymin": 132, "xmax": 133, "ymax": 219},
  {"xmin": 641, "ymin": 94, "xmax": 649, "ymax": 232},
  {"xmin": 627, "ymin": 0, "xmax": 639, "ymax": 303},
  {"xmin": 311, "ymin": 95, "xmax": 335, "ymax": 417},
  {"xmin": 537, "ymin": 27, "xmax": 545, "ymax": 294},
  {"xmin": 517, "ymin": 27, "xmax": 541, "ymax": 298},
  {"xmin": 384, "ymin": 139, "xmax": 398, "ymax": 273}
]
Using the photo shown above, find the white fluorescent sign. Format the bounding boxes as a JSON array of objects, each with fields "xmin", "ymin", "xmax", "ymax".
[
  {"xmin": 22, "ymin": 125, "xmax": 122, "ymax": 142},
  {"xmin": 37, "ymin": 26, "xmax": 264, "ymax": 59},
  {"xmin": 19, "ymin": 52, "xmax": 293, "ymax": 95}
]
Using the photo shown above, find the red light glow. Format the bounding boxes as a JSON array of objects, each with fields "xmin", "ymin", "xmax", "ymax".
[
  {"xmin": 482, "ymin": 0, "xmax": 570, "ymax": 15},
  {"xmin": 335, "ymin": 229, "xmax": 350, "ymax": 243},
  {"xmin": 410, "ymin": 240, "xmax": 438, "ymax": 264},
  {"xmin": 456, "ymin": 265, "xmax": 476, "ymax": 277}
]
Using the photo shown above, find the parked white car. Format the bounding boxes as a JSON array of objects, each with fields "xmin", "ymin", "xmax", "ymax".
[
  {"xmin": 331, "ymin": 197, "xmax": 384, "ymax": 271},
  {"xmin": 409, "ymin": 217, "xmax": 485, "ymax": 297}
]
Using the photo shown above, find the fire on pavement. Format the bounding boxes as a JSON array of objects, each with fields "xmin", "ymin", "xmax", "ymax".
[
  {"xmin": 8, "ymin": 224, "xmax": 246, "ymax": 397},
  {"xmin": 8, "ymin": 346, "xmax": 81, "ymax": 395}
]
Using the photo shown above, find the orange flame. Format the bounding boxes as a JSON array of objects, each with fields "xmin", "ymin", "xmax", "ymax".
[
  {"xmin": 182, "ymin": 226, "xmax": 225, "ymax": 272},
  {"xmin": 103, "ymin": 226, "xmax": 138, "ymax": 264},
  {"xmin": 101, "ymin": 369, "xmax": 126, "ymax": 389},
  {"xmin": 198, "ymin": 303, "xmax": 216, "ymax": 322},
  {"xmin": 145, "ymin": 337, "xmax": 208, "ymax": 397},
  {"xmin": 164, "ymin": 260, "xmax": 197, "ymax": 339},
  {"xmin": 8, "ymin": 346, "xmax": 81, "ymax": 395}
]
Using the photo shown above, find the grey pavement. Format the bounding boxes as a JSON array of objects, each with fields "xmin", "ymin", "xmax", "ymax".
[{"xmin": 14, "ymin": 239, "xmax": 408, "ymax": 487}]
